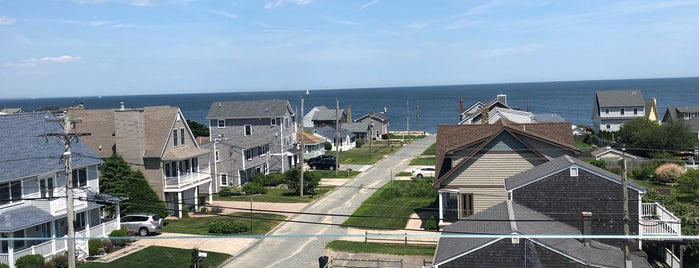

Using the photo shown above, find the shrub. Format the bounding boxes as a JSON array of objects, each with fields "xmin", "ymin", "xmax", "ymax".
[
  {"xmin": 0, "ymin": 263, "xmax": 8, "ymax": 268},
  {"xmin": 208, "ymin": 220, "xmax": 249, "ymax": 234},
  {"xmin": 15, "ymin": 254, "xmax": 44, "ymax": 268},
  {"xmin": 109, "ymin": 228, "xmax": 128, "ymax": 247},
  {"xmin": 200, "ymin": 207, "xmax": 208, "ymax": 213},
  {"xmin": 285, "ymin": 168, "xmax": 320, "ymax": 194},
  {"xmin": 253, "ymin": 173, "xmax": 286, "ymax": 186},
  {"xmin": 655, "ymin": 163, "xmax": 684, "ymax": 184},
  {"xmin": 209, "ymin": 206, "xmax": 223, "ymax": 214},
  {"xmin": 324, "ymin": 141, "xmax": 332, "ymax": 150},
  {"xmin": 44, "ymin": 254, "xmax": 68, "ymax": 268},
  {"xmin": 219, "ymin": 186, "xmax": 243, "ymax": 197},
  {"xmin": 356, "ymin": 139, "xmax": 363, "ymax": 148},
  {"xmin": 102, "ymin": 238, "xmax": 114, "ymax": 253},
  {"xmin": 589, "ymin": 159, "xmax": 607, "ymax": 169},
  {"xmin": 88, "ymin": 239, "xmax": 104, "ymax": 256},
  {"xmin": 630, "ymin": 165, "xmax": 656, "ymax": 180},
  {"xmin": 242, "ymin": 182, "xmax": 267, "ymax": 194},
  {"xmin": 424, "ymin": 216, "xmax": 438, "ymax": 231}
]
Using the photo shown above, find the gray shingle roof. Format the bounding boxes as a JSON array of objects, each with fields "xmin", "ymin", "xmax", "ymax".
[
  {"xmin": 355, "ymin": 112, "xmax": 389, "ymax": 122},
  {"xmin": 206, "ymin": 99, "xmax": 293, "ymax": 119},
  {"xmin": 343, "ymin": 122, "xmax": 369, "ymax": 133},
  {"xmin": 0, "ymin": 112, "xmax": 103, "ymax": 183},
  {"xmin": 505, "ymin": 155, "xmax": 645, "ymax": 192},
  {"xmin": 313, "ymin": 126, "xmax": 353, "ymax": 139},
  {"xmin": 0, "ymin": 205, "xmax": 55, "ymax": 232},
  {"xmin": 434, "ymin": 201, "xmax": 650, "ymax": 267},
  {"xmin": 595, "ymin": 90, "xmax": 645, "ymax": 108},
  {"xmin": 312, "ymin": 106, "xmax": 344, "ymax": 121}
]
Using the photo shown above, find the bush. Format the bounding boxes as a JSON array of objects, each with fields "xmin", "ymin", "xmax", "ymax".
[
  {"xmin": 219, "ymin": 186, "xmax": 242, "ymax": 197},
  {"xmin": 109, "ymin": 228, "xmax": 128, "ymax": 247},
  {"xmin": 589, "ymin": 159, "xmax": 607, "ymax": 169},
  {"xmin": 630, "ymin": 164, "xmax": 656, "ymax": 180},
  {"xmin": 356, "ymin": 139, "xmax": 364, "ymax": 148},
  {"xmin": 15, "ymin": 254, "xmax": 44, "ymax": 268},
  {"xmin": 655, "ymin": 163, "xmax": 683, "ymax": 184},
  {"xmin": 285, "ymin": 168, "xmax": 320, "ymax": 194},
  {"xmin": 324, "ymin": 141, "xmax": 332, "ymax": 150},
  {"xmin": 88, "ymin": 239, "xmax": 104, "ymax": 256},
  {"xmin": 0, "ymin": 263, "xmax": 8, "ymax": 268},
  {"xmin": 424, "ymin": 216, "xmax": 438, "ymax": 231},
  {"xmin": 242, "ymin": 182, "xmax": 267, "ymax": 194},
  {"xmin": 208, "ymin": 220, "xmax": 249, "ymax": 234},
  {"xmin": 253, "ymin": 173, "xmax": 286, "ymax": 186},
  {"xmin": 44, "ymin": 254, "xmax": 68, "ymax": 268},
  {"xmin": 200, "ymin": 207, "xmax": 208, "ymax": 213},
  {"xmin": 102, "ymin": 239, "xmax": 114, "ymax": 253},
  {"xmin": 209, "ymin": 206, "xmax": 223, "ymax": 214}
]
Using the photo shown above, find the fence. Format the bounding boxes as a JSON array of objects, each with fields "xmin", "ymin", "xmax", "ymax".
[
  {"xmin": 364, "ymin": 231, "xmax": 438, "ymax": 246},
  {"xmin": 330, "ymin": 257, "xmax": 403, "ymax": 268}
]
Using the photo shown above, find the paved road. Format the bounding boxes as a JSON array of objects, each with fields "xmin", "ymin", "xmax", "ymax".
[{"xmin": 224, "ymin": 135, "xmax": 436, "ymax": 267}]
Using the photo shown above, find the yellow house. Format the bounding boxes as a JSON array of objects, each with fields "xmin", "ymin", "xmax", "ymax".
[{"xmin": 645, "ymin": 97, "xmax": 660, "ymax": 123}]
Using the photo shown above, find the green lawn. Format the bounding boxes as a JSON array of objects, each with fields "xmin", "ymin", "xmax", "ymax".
[
  {"xmin": 213, "ymin": 186, "xmax": 334, "ymax": 203},
  {"xmin": 79, "ymin": 246, "xmax": 229, "ymax": 268},
  {"xmin": 337, "ymin": 144, "xmax": 396, "ymax": 165},
  {"xmin": 409, "ymin": 157, "xmax": 435, "ymax": 166},
  {"xmin": 326, "ymin": 240, "xmax": 435, "ymax": 256},
  {"xmin": 163, "ymin": 212, "xmax": 286, "ymax": 235},
  {"xmin": 395, "ymin": 172, "xmax": 412, "ymax": 177},
  {"xmin": 342, "ymin": 180, "xmax": 436, "ymax": 229},
  {"xmin": 307, "ymin": 169, "xmax": 360, "ymax": 178},
  {"xmin": 421, "ymin": 143, "xmax": 436, "ymax": 155},
  {"xmin": 575, "ymin": 140, "xmax": 593, "ymax": 149}
]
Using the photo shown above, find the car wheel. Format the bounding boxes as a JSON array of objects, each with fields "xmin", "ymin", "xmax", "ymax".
[
  {"xmin": 331, "ymin": 165, "xmax": 336, "ymax": 170},
  {"xmin": 416, "ymin": 174, "xmax": 423, "ymax": 179},
  {"xmin": 139, "ymin": 227, "xmax": 149, "ymax": 237}
]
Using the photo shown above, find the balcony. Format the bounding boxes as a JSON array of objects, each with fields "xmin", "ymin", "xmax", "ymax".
[
  {"xmin": 641, "ymin": 202, "xmax": 681, "ymax": 236},
  {"xmin": 165, "ymin": 165, "xmax": 211, "ymax": 189}
]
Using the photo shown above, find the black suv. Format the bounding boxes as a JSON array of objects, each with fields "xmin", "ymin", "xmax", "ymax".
[
  {"xmin": 308, "ymin": 155, "xmax": 336, "ymax": 166},
  {"xmin": 310, "ymin": 158, "xmax": 337, "ymax": 170}
]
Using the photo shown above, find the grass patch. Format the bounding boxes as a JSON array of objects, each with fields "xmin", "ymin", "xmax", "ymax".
[
  {"xmin": 327, "ymin": 240, "xmax": 435, "ymax": 256},
  {"xmin": 395, "ymin": 172, "xmax": 412, "ymax": 177},
  {"xmin": 308, "ymin": 170, "xmax": 360, "ymax": 178},
  {"xmin": 343, "ymin": 180, "xmax": 436, "ymax": 229},
  {"xmin": 575, "ymin": 140, "xmax": 593, "ymax": 149},
  {"xmin": 79, "ymin": 246, "xmax": 229, "ymax": 268},
  {"xmin": 631, "ymin": 178, "xmax": 671, "ymax": 190},
  {"xmin": 214, "ymin": 186, "xmax": 333, "ymax": 203},
  {"xmin": 409, "ymin": 157, "xmax": 435, "ymax": 166},
  {"xmin": 163, "ymin": 212, "xmax": 286, "ymax": 235},
  {"xmin": 421, "ymin": 143, "xmax": 436, "ymax": 155},
  {"xmin": 338, "ymin": 143, "xmax": 397, "ymax": 165}
]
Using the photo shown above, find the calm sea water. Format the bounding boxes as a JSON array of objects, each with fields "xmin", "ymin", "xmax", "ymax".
[{"xmin": 2, "ymin": 77, "xmax": 698, "ymax": 134}]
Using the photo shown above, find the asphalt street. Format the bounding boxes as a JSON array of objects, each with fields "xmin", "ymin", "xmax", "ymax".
[{"xmin": 224, "ymin": 135, "xmax": 436, "ymax": 267}]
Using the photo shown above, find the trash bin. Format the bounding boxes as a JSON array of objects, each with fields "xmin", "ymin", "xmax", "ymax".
[{"xmin": 318, "ymin": 256, "xmax": 329, "ymax": 268}]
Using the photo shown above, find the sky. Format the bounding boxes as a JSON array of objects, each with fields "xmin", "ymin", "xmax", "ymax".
[{"xmin": 1, "ymin": 0, "xmax": 698, "ymax": 98}]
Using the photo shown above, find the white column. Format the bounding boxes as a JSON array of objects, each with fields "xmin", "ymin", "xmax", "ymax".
[
  {"xmin": 8, "ymin": 232, "xmax": 15, "ymax": 268},
  {"xmin": 177, "ymin": 192, "xmax": 183, "ymax": 218},
  {"xmin": 194, "ymin": 187, "xmax": 199, "ymax": 211},
  {"xmin": 208, "ymin": 181, "xmax": 213, "ymax": 205},
  {"xmin": 438, "ymin": 192, "xmax": 444, "ymax": 225}
]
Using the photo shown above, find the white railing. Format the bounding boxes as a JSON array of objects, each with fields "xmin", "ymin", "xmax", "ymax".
[
  {"xmin": 165, "ymin": 166, "xmax": 211, "ymax": 188},
  {"xmin": 641, "ymin": 202, "xmax": 682, "ymax": 236},
  {"xmin": 0, "ymin": 255, "xmax": 7, "ymax": 266},
  {"xmin": 89, "ymin": 218, "xmax": 120, "ymax": 238},
  {"xmin": 7, "ymin": 240, "xmax": 54, "ymax": 261}
]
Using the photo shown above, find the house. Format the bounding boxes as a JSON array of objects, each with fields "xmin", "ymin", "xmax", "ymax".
[
  {"xmin": 458, "ymin": 94, "xmax": 511, "ymax": 125},
  {"xmin": 206, "ymin": 99, "xmax": 298, "ymax": 188},
  {"xmin": 645, "ymin": 98, "xmax": 659, "ymax": 122},
  {"xmin": 298, "ymin": 130, "xmax": 326, "ymax": 160},
  {"xmin": 304, "ymin": 105, "xmax": 347, "ymax": 129},
  {"xmin": 661, "ymin": 106, "xmax": 699, "ymax": 140},
  {"xmin": 433, "ymin": 120, "xmax": 580, "ymax": 225},
  {"xmin": 592, "ymin": 146, "xmax": 647, "ymax": 168},
  {"xmin": 0, "ymin": 108, "xmax": 22, "ymax": 115},
  {"xmin": 592, "ymin": 90, "xmax": 646, "ymax": 133},
  {"xmin": 432, "ymin": 201, "xmax": 651, "ymax": 268},
  {"xmin": 313, "ymin": 126, "xmax": 355, "ymax": 151},
  {"xmin": 342, "ymin": 121, "xmax": 369, "ymax": 142},
  {"xmin": 69, "ymin": 105, "xmax": 213, "ymax": 218},
  {"xmin": 355, "ymin": 112, "xmax": 390, "ymax": 139},
  {"xmin": 0, "ymin": 113, "xmax": 119, "ymax": 267}
]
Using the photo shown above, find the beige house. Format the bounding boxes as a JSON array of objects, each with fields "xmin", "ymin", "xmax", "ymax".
[
  {"xmin": 433, "ymin": 119, "xmax": 580, "ymax": 225},
  {"xmin": 69, "ymin": 105, "xmax": 212, "ymax": 218}
]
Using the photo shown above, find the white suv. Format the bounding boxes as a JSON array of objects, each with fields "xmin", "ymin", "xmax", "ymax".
[
  {"xmin": 411, "ymin": 167, "xmax": 436, "ymax": 178},
  {"xmin": 120, "ymin": 213, "xmax": 163, "ymax": 236}
]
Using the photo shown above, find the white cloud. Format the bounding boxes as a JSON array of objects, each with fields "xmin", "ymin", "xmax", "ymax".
[
  {"xmin": 405, "ymin": 21, "xmax": 427, "ymax": 30},
  {"xmin": 0, "ymin": 16, "xmax": 17, "ymax": 25},
  {"xmin": 264, "ymin": 0, "xmax": 312, "ymax": 9},
  {"xmin": 356, "ymin": 0, "xmax": 380, "ymax": 12},
  {"xmin": 5, "ymin": 56, "xmax": 82, "ymax": 69}
]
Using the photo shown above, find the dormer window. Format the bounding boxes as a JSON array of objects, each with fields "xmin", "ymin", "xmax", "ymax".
[
  {"xmin": 244, "ymin": 125, "xmax": 252, "ymax": 136},
  {"xmin": 570, "ymin": 167, "xmax": 579, "ymax": 177},
  {"xmin": 271, "ymin": 118, "xmax": 278, "ymax": 126},
  {"xmin": 633, "ymin": 108, "xmax": 638, "ymax": 115},
  {"xmin": 217, "ymin": 119, "xmax": 225, "ymax": 128}
]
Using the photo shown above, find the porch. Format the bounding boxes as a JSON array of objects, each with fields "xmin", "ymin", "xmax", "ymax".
[
  {"xmin": 641, "ymin": 202, "xmax": 682, "ymax": 236},
  {"xmin": 165, "ymin": 166, "xmax": 211, "ymax": 188}
]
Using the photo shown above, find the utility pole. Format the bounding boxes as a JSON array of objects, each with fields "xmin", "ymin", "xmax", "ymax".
[
  {"xmin": 415, "ymin": 103, "xmax": 419, "ymax": 133},
  {"xmin": 43, "ymin": 113, "xmax": 90, "ymax": 268},
  {"xmin": 621, "ymin": 146, "xmax": 631, "ymax": 268},
  {"xmin": 335, "ymin": 98, "xmax": 339, "ymax": 176},
  {"xmin": 405, "ymin": 100, "xmax": 409, "ymax": 142},
  {"xmin": 300, "ymin": 97, "xmax": 305, "ymax": 197}
]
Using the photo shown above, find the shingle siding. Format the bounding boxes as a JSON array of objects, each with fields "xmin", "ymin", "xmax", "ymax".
[
  {"xmin": 512, "ymin": 168, "xmax": 640, "ymax": 249},
  {"xmin": 439, "ymin": 239, "xmax": 589, "ymax": 268}
]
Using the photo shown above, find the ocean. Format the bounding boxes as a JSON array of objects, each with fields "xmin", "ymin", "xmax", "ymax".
[{"xmin": 1, "ymin": 77, "xmax": 698, "ymax": 134}]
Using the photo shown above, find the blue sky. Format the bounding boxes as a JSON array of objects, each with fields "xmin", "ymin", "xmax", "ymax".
[{"xmin": 1, "ymin": 0, "xmax": 698, "ymax": 98}]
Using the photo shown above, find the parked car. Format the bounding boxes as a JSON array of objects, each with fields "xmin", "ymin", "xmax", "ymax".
[
  {"xmin": 120, "ymin": 213, "xmax": 163, "ymax": 236},
  {"xmin": 310, "ymin": 158, "xmax": 337, "ymax": 170},
  {"xmin": 308, "ymin": 155, "xmax": 336, "ymax": 166},
  {"xmin": 411, "ymin": 167, "xmax": 436, "ymax": 178}
]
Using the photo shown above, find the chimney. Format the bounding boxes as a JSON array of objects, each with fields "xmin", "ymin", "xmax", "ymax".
[
  {"xmin": 120, "ymin": 102, "xmax": 125, "ymax": 111},
  {"xmin": 582, "ymin": 211, "xmax": 592, "ymax": 245},
  {"xmin": 218, "ymin": 102, "xmax": 221, "ymax": 108},
  {"xmin": 497, "ymin": 94, "xmax": 507, "ymax": 106},
  {"xmin": 346, "ymin": 105, "xmax": 352, "ymax": 123}
]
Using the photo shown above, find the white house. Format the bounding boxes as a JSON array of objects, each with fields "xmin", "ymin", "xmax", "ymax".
[{"xmin": 592, "ymin": 90, "xmax": 646, "ymax": 133}]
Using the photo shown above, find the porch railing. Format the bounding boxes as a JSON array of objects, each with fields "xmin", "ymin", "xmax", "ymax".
[
  {"xmin": 641, "ymin": 202, "xmax": 681, "ymax": 236},
  {"xmin": 165, "ymin": 166, "xmax": 211, "ymax": 188}
]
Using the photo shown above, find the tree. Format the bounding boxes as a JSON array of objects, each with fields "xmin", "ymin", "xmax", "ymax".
[
  {"xmin": 677, "ymin": 169, "xmax": 699, "ymax": 199},
  {"xmin": 616, "ymin": 118, "xmax": 695, "ymax": 158},
  {"xmin": 186, "ymin": 119, "xmax": 209, "ymax": 137},
  {"xmin": 99, "ymin": 154, "xmax": 169, "ymax": 217},
  {"xmin": 285, "ymin": 168, "xmax": 320, "ymax": 195}
]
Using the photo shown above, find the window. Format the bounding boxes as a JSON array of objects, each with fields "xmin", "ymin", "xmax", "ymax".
[
  {"xmin": 75, "ymin": 212, "xmax": 86, "ymax": 231},
  {"xmin": 244, "ymin": 125, "xmax": 252, "ymax": 136},
  {"xmin": 606, "ymin": 124, "xmax": 611, "ymax": 129},
  {"xmin": 220, "ymin": 174, "xmax": 228, "ymax": 186},
  {"xmin": 570, "ymin": 167, "xmax": 579, "ymax": 177},
  {"xmin": 0, "ymin": 181, "xmax": 22, "ymax": 206},
  {"xmin": 245, "ymin": 149, "xmax": 253, "ymax": 161},
  {"xmin": 271, "ymin": 118, "xmax": 277, "ymax": 126},
  {"xmin": 217, "ymin": 119, "xmax": 225, "ymax": 128},
  {"xmin": 633, "ymin": 108, "xmax": 638, "ymax": 115},
  {"xmin": 39, "ymin": 177, "xmax": 54, "ymax": 198},
  {"xmin": 460, "ymin": 193, "xmax": 474, "ymax": 218},
  {"xmin": 285, "ymin": 117, "xmax": 289, "ymax": 129},
  {"xmin": 173, "ymin": 129, "xmax": 179, "ymax": 146},
  {"xmin": 215, "ymin": 149, "xmax": 220, "ymax": 162},
  {"xmin": 263, "ymin": 163, "xmax": 269, "ymax": 174},
  {"xmin": 72, "ymin": 168, "xmax": 88, "ymax": 187},
  {"xmin": 620, "ymin": 108, "xmax": 625, "ymax": 115},
  {"xmin": 605, "ymin": 108, "xmax": 609, "ymax": 114},
  {"xmin": 180, "ymin": 128, "xmax": 185, "ymax": 146}
]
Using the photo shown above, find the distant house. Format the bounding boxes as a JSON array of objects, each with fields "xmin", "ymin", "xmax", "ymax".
[
  {"xmin": 298, "ymin": 130, "xmax": 326, "ymax": 160},
  {"xmin": 432, "ymin": 201, "xmax": 651, "ymax": 268},
  {"xmin": 592, "ymin": 146, "xmax": 646, "ymax": 167},
  {"xmin": 0, "ymin": 113, "xmax": 119, "ymax": 266},
  {"xmin": 70, "ymin": 105, "xmax": 213, "ymax": 218},
  {"xmin": 0, "ymin": 108, "xmax": 22, "ymax": 115},
  {"xmin": 458, "ymin": 94, "xmax": 510, "ymax": 125},
  {"xmin": 206, "ymin": 99, "xmax": 298, "ymax": 189},
  {"xmin": 645, "ymin": 97, "xmax": 660, "ymax": 122},
  {"xmin": 355, "ymin": 112, "xmax": 390, "ymax": 139},
  {"xmin": 592, "ymin": 90, "xmax": 646, "ymax": 133},
  {"xmin": 313, "ymin": 126, "xmax": 355, "ymax": 151},
  {"xmin": 661, "ymin": 106, "xmax": 699, "ymax": 140},
  {"xmin": 342, "ymin": 121, "xmax": 369, "ymax": 142},
  {"xmin": 433, "ymin": 120, "xmax": 580, "ymax": 224},
  {"xmin": 304, "ymin": 105, "xmax": 347, "ymax": 129}
]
